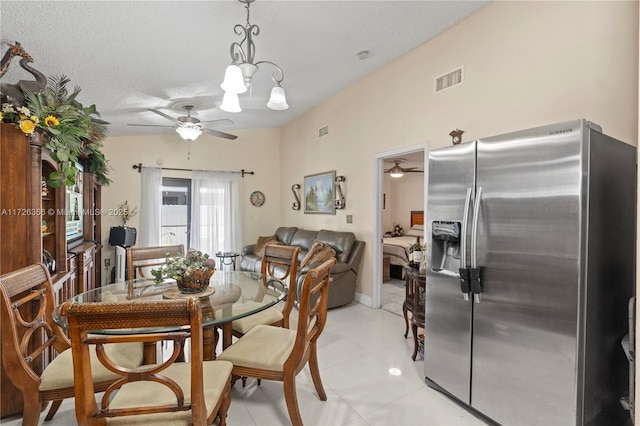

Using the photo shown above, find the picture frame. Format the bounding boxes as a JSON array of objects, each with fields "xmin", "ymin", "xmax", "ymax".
[{"xmin": 304, "ymin": 170, "xmax": 336, "ymax": 215}]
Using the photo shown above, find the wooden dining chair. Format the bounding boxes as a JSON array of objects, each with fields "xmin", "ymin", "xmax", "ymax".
[
  {"xmin": 218, "ymin": 257, "xmax": 336, "ymax": 426},
  {"xmin": 231, "ymin": 244, "xmax": 300, "ymax": 337},
  {"xmin": 0, "ymin": 264, "xmax": 144, "ymax": 426},
  {"xmin": 126, "ymin": 244, "xmax": 184, "ymax": 280},
  {"xmin": 60, "ymin": 298, "xmax": 234, "ymax": 426}
]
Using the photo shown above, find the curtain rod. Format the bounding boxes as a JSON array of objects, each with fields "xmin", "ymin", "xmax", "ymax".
[{"xmin": 132, "ymin": 163, "xmax": 254, "ymax": 177}]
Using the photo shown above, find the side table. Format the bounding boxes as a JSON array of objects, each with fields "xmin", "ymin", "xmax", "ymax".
[
  {"xmin": 215, "ymin": 252, "xmax": 239, "ymax": 271},
  {"xmin": 404, "ymin": 267, "xmax": 426, "ymax": 361}
]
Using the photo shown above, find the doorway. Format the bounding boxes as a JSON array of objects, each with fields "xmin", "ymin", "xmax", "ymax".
[{"xmin": 373, "ymin": 146, "xmax": 426, "ymax": 312}]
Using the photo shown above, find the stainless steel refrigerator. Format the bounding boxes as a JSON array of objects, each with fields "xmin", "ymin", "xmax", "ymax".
[{"xmin": 424, "ymin": 119, "xmax": 636, "ymax": 425}]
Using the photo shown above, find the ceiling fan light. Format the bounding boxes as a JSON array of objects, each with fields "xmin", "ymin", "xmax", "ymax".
[
  {"xmin": 176, "ymin": 124, "xmax": 203, "ymax": 141},
  {"xmin": 220, "ymin": 92, "xmax": 242, "ymax": 113},
  {"xmin": 390, "ymin": 165, "xmax": 404, "ymax": 178},
  {"xmin": 221, "ymin": 64, "xmax": 247, "ymax": 94},
  {"xmin": 267, "ymin": 84, "xmax": 289, "ymax": 111}
]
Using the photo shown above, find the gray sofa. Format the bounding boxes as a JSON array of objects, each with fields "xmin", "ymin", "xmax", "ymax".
[{"xmin": 240, "ymin": 227, "xmax": 365, "ymax": 309}]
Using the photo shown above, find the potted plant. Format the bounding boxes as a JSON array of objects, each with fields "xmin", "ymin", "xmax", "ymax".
[
  {"xmin": 0, "ymin": 75, "xmax": 111, "ymax": 188},
  {"xmin": 116, "ymin": 200, "xmax": 138, "ymax": 227},
  {"xmin": 152, "ymin": 249, "xmax": 217, "ymax": 293}
]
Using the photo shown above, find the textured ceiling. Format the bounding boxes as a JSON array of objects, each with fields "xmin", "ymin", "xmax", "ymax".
[{"xmin": 1, "ymin": 0, "xmax": 488, "ymax": 139}]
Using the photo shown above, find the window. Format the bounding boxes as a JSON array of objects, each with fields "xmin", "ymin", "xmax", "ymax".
[{"xmin": 161, "ymin": 178, "xmax": 191, "ymax": 248}]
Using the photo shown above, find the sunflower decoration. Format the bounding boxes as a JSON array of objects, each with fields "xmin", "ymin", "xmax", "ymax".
[
  {"xmin": 0, "ymin": 75, "xmax": 111, "ymax": 188},
  {"xmin": 44, "ymin": 115, "xmax": 59, "ymax": 127}
]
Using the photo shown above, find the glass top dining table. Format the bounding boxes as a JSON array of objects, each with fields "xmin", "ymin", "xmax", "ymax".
[{"xmin": 53, "ymin": 270, "xmax": 285, "ymax": 361}]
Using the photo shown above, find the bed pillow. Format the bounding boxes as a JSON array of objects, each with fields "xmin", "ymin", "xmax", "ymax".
[
  {"xmin": 254, "ymin": 235, "xmax": 278, "ymax": 257},
  {"xmin": 411, "ymin": 224, "xmax": 424, "ymax": 231},
  {"xmin": 405, "ymin": 229, "xmax": 423, "ymax": 237},
  {"xmin": 300, "ymin": 240, "xmax": 336, "ymax": 268}
]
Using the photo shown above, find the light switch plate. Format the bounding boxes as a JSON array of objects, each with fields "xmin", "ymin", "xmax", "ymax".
[{"xmin": 346, "ymin": 215, "xmax": 353, "ymax": 223}]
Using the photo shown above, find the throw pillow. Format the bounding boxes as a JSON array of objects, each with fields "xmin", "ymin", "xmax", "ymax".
[
  {"xmin": 300, "ymin": 240, "xmax": 336, "ymax": 268},
  {"xmin": 254, "ymin": 235, "xmax": 278, "ymax": 257}
]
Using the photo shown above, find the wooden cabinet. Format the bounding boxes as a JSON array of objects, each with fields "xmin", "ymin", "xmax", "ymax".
[
  {"xmin": 70, "ymin": 242, "xmax": 96, "ymax": 293},
  {"xmin": 0, "ymin": 124, "xmax": 103, "ymax": 417}
]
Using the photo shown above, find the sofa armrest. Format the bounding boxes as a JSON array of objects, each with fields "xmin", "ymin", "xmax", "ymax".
[
  {"xmin": 241, "ymin": 244, "xmax": 256, "ymax": 256},
  {"xmin": 345, "ymin": 240, "xmax": 365, "ymax": 273}
]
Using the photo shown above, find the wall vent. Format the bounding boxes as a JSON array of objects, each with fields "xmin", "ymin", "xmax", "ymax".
[
  {"xmin": 435, "ymin": 67, "xmax": 463, "ymax": 93},
  {"xmin": 319, "ymin": 125, "xmax": 329, "ymax": 138}
]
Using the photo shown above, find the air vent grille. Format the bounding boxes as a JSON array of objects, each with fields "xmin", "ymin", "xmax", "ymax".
[
  {"xmin": 435, "ymin": 67, "xmax": 463, "ymax": 93},
  {"xmin": 319, "ymin": 125, "xmax": 329, "ymax": 138}
]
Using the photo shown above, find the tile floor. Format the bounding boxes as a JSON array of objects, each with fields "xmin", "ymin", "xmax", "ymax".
[
  {"xmin": 1, "ymin": 302, "xmax": 488, "ymax": 426},
  {"xmin": 381, "ymin": 277, "xmax": 405, "ymax": 317}
]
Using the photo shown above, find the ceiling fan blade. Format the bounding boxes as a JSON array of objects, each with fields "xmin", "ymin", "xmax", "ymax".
[
  {"xmin": 149, "ymin": 108, "xmax": 179, "ymax": 123},
  {"xmin": 203, "ymin": 128, "xmax": 238, "ymax": 140},
  {"xmin": 200, "ymin": 118, "xmax": 234, "ymax": 126},
  {"xmin": 127, "ymin": 124, "xmax": 175, "ymax": 128}
]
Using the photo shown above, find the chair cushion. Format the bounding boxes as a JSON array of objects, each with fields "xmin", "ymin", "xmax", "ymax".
[
  {"xmin": 218, "ymin": 324, "xmax": 296, "ymax": 371},
  {"xmin": 106, "ymin": 360, "xmax": 233, "ymax": 425},
  {"xmin": 231, "ymin": 304, "xmax": 284, "ymax": 334},
  {"xmin": 40, "ymin": 342, "xmax": 144, "ymax": 391}
]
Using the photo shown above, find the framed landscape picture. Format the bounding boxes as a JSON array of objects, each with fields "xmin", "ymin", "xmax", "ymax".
[{"xmin": 304, "ymin": 170, "xmax": 336, "ymax": 215}]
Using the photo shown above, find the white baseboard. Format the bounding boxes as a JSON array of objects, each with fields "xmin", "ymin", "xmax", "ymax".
[{"xmin": 354, "ymin": 291, "xmax": 372, "ymax": 307}]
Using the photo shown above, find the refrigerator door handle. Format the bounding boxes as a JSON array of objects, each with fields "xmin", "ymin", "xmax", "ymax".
[
  {"xmin": 470, "ymin": 186, "xmax": 483, "ymax": 303},
  {"xmin": 458, "ymin": 188, "xmax": 473, "ymax": 300}
]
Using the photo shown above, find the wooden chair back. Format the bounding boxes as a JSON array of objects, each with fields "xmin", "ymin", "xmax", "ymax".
[
  {"xmin": 60, "ymin": 298, "xmax": 232, "ymax": 425},
  {"xmin": 0, "ymin": 264, "xmax": 71, "ymax": 424},
  {"xmin": 126, "ymin": 244, "xmax": 184, "ymax": 279},
  {"xmin": 261, "ymin": 244, "xmax": 299, "ymax": 328},
  {"xmin": 287, "ymin": 257, "xmax": 336, "ymax": 370}
]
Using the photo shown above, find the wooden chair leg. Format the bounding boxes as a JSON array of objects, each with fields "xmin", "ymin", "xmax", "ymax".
[
  {"xmin": 240, "ymin": 376, "xmax": 261, "ymax": 387},
  {"xmin": 21, "ymin": 393, "xmax": 42, "ymax": 426},
  {"xmin": 44, "ymin": 399, "xmax": 63, "ymax": 421},
  {"xmin": 308, "ymin": 344, "xmax": 327, "ymax": 400},
  {"xmin": 283, "ymin": 375, "xmax": 303, "ymax": 426},
  {"xmin": 217, "ymin": 382, "xmax": 232, "ymax": 426}
]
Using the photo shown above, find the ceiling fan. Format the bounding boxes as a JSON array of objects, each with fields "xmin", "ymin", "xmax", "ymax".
[
  {"xmin": 384, "ymin": 159, "xmax": 423, "ymax": 178},
  {"xmin": 128, "ymin": 105, "xmax": 238, "ymax": 141}
]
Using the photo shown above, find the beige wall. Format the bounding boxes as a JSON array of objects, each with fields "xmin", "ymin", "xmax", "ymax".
[
  {"xmin": 100, "ymin": 128, "xmax": 281, "ymax": 269},
  {"xmin": 100, "ymin": 1, "xmax": 638, "ymax": 301},
  {"xmin": 383, "ymin": 172, "xmax": 424, "ymax": 232},
  {"xmin": 280, "ymin": 0, "xmax": 638, "ymax": 303}
]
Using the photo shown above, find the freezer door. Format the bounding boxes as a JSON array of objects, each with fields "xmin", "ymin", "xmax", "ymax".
[
  {"xmin": 424, "ymin": 141, "xmax": 475, "ymax": 404},
  {"xmin": 471, "ymin": 121, "xmax": 584, "ymax": 424}
]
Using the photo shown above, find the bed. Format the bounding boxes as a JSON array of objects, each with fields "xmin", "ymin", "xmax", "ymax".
[{"xmin": 383, "ymin": 211, "xmax": 424, "ymax": 274}]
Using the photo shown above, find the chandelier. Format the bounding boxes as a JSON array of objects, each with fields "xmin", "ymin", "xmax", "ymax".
[{"xmin": 220, "ymin": 0, "xmax": 288, "ymax": 113}]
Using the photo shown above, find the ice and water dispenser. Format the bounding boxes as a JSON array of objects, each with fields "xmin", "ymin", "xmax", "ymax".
[{"xmin": 430, "ymin": 221, "xmax": 461, "ymax": 274}]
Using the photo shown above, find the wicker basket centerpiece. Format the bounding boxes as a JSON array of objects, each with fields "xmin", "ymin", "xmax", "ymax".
[{"xmin": 152, "ymin": 248, "xmax": 216, "ymax": 294}]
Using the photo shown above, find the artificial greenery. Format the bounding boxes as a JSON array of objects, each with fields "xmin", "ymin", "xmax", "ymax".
[
  {"xmin": 1, "ymin": 75, "xmax": 111, "ymax": 187},
  {"xmin": 151, "ymin": 249, "xmax": 216, "ymax": 284}
]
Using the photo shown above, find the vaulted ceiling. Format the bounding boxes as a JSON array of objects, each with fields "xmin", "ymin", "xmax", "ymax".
[{"xmin": 1, "ymin": 1, "xmax": 488, "ymax": 139}]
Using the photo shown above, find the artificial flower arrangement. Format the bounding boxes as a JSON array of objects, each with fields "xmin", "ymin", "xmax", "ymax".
[
  {"xmin": 151, "ymin": 249, "xmax": 216, "ymax": 293},
  {"xmin": 116, "ymin": 200, "xmax": 138, "ymax": 226},
  {"xmin": 0, "ymin": 75, "xmax": 110, "ymax": 187}
]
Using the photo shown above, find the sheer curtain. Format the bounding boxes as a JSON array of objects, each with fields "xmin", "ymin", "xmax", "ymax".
[
  {"xmin": 190, "ymin": 171, "xmax": 243, "ymax": 256},
  {"xmin": 139, "ymin": 167, "xmax": 162, "ymax": 247}
]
